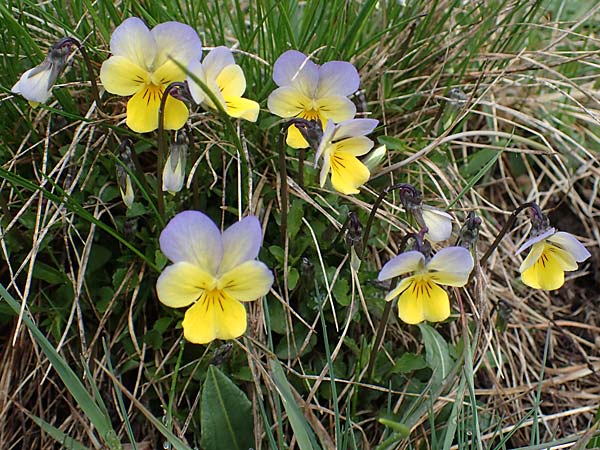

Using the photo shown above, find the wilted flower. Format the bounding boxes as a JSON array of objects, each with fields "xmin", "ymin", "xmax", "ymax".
[
  {"xmin": 156, "ymin": 211, "xmax": 274, "ymax": 344},
  {"xmin": 378, "ymin": 246, "xmax": 474, "ymax": 324},
  {"xmin": 12, "ymin": 37, "xmax": 75, "ymax": 106},
  {"xmin": 421, "ymin": 206, "xmax": 453, "ymax": 243},
  {"xmin": 100, "ymin": 17, "xmax": 202, "ymax": 133},
  {"xmin": 315, "ymin": 118, "xmax": 378, "ymax": 195},
  {"xmin": 187, "ymin": 46, "xmax": 259, "ymax": 122},
  {"xmin": 399, "ymin": 184, "xmax": 453, "ymax": 242},
  {"xmin": 267, "ymin": 50, "xmax": 360, "ymax": 148},
  {"xmin": 518, "ymin": 228, "xmax": 590, "ymax": 290},
  {"xmin": 162, "ymin": 131, "xmax": 188, "ymax": 193}
]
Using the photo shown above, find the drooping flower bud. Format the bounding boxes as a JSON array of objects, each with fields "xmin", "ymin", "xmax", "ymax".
[{"xmin": 12, "ymin": 37, "xmax": 77, "ymax": 105}]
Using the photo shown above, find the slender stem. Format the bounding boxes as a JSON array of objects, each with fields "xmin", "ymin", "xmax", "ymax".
[
  {"xmin": 157, "ymin": 82, "xmax": 186, "ymax": 221},
  {"xmin": 362, "ymin": 183, "xmax": 413, "ymax": 259},
  {"xmin": 298, "ymin": 146, "xmax": 305, "ymax": 190},
  {"xmin": 72, "ymin": 41, "xmax": 102, "ymax": 111},
  {"xmin": 474, "ymin": 202, "xmax": 538, "ymax": 281},
  {"xmin": 278, "ymin": 126, "xmax": 289, "ymax": 245},
  {"xmin": 366, "ymin": 233, "xmax": 416, "ymax": 380}
]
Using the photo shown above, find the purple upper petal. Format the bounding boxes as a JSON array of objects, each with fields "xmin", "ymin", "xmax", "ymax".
[
  {"xmin": 159, "ymin": 210, "xmax": 223, "ymax": 274},
  {"xmin": 219, "ymin": 216, "xmax": 264, "ymax": 274},
  {"xmin": 202, "ymin": 46, "xmax": 236, "ymax": 82},
  {"xmin": 516, "ymin": 227, "xmax": 555, "ymax": 254},
  {"xmin": 152, "ymin": 21, "xmax": 203, "ymax": 68},
  {"xmin": 110, "ymin": 17, "xmax": 156, "ymax": 70},
  {"xmin": 316, "ymin": 61, "xmax": 360, "ymax": 98},
  {"xmin": 273, "ymin": 50, "xmax": 319, "ymax": 97},
  {"xmin": 378, "ymin": 251, "xmax": 425, "ymax": 281},
  {"xmin": 548, "ymin": 231, "xmax": 591, "ymax": 262},
  {"xmin": 333, "ymin": 118, "xmax": 378, "ymax": 141}
]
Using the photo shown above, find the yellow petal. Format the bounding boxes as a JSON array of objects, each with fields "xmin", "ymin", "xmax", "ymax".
[
  {"xmin": 333, "ymin": 136, "xmax": 373, "ymax": 156},
  {"xmin": 216, "ymin": 64, "xmax": 246, "ymax": 98},
  {"xmin": 225, "ymin": 96, "xmax": 260, "ymax": 121},
  {"xmin": 421, "ymin": 281, "xmax": 451, "ymax": 323},
  {"xmin": 329, "ymin": 152, "xmax": 370, "ymax": 194},
  {"xmin": 521, "ymin": 247, "xmax": 566, "ymax": 290},
  {"xmin": 267, "ymin": 86, "xmax": 311, "ymax": 118},
  {"xmin": 182, "ymin": 290, "xmax": 247, "ymax": 344},
  {"xmin": 100, "ymin": 55, "xmax": 149, "ymax": 96},
  {"xmin": 397, "ymin": 277, "xmax": 450, "ymax": 324},
  {"xmin": 315, "ymin": 96, "xmax": 356, "ymax": 122},
  {"xmin": 151, "ymin": 59, "xmax": 186, "ymax": 86},
  {"xmin": 156, "ymin": 262, "xmax": 216, "ymax": 308},
  {"xmin": 286, "ymin": 124, "xmax": 309, "ymax": 148},
  {"xmin": 126, "ymin": 84, "xmax": 188, "ymax": 133},
  {"xmin": 218, "ymin": 261, "xmax": 274, "ymax": 301}
]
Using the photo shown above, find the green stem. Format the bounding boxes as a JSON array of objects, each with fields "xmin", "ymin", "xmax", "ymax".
[
  {"xmin": 72, "ymin": 39, "xmax": 102, "ymax": 111},
  {"xmin": 278, "ymin": 125, "xmax": 290, "ymax": 245},
  {"xmin": 366, "ymin": 232, "xmax": 416, "ymax": 380},
  {"xmin": 474, "ymin": 201, "xmax": 538, "ymax": 282},
  {"xmin": 362, "ymin": 183, "xmax": 414, "ymax": 259}
]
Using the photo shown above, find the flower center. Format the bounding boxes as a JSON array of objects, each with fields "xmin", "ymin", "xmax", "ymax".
[
  {"xmin": 140, "ymin": 83, "xmax": 165, "ymax": 105},
  {"xmin": 301, "ymin": 108, "xmax": 321, "ymax": 121},
  {"xmin": 199, "ymin": 289, "xmax": 228, "ymax": 312}
]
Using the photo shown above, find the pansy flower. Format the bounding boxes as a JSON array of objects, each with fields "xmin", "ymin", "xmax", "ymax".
[
  {"xmin": 315, "ymin": 118, "xmax": 378, "ymax": 195},
  {"xmin": 267, "ymin": 50, "xmax": 360, "ymax": 148},
  {"xmin": 378, "ymin": 247, "xmax": 474, "ymax": 324},
  {"xmin": 187, "ymin": 46, "xmax": 259, "ymax": 122},
  {"xmin": 517, "ymin": 228, "xmax": 590, "ymax": 290},
  {"xmin": 156, "ymin": 211, "xmax": 274, "ymax": 344},
  {"xmin": 100, "ymin": 17, "xmax": 202, "ymax": 133},
  {"xmin": 12, "ymin": 38, "xmax": 74, "ymax": 106}
]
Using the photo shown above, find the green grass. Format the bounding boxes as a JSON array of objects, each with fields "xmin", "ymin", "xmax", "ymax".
[{"xmin": 1, "ymin": 0, "xmax": 600, "ymax": 449}]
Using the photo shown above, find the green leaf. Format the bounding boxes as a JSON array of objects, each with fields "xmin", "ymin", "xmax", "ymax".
[
  {"xmin": 269, "ymin": 359, "xmax": 321, "ymax": 450},
  {"xmin": 201, "ymin": 365, "xmax": 254, "ymax": 450},
  {"xmin": 391, "ymin": 352, "xmax": 428, "ymax": 374},
  {"xmin": 419, "ymin": 323, "xmax": 452, "ymax": 386},
  {"xmin": 377, "ymin": 135, "xmax": 404, "ymax": 150},
  {"xmin": 28, "ymin": 414, "xmax": 91, "ymax": 450}
]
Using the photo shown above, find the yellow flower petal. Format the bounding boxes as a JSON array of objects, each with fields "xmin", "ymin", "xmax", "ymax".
[
  {"xmin": 218, "ymin": 261, "xmax": 274, "ymax": 301},
  {"xmin": 126, "ymin": 84, "xmax": 188, "ymax": 133},
  {"xmin": 182, "ymin": 290, "xmax": 247, "ymax": 344},
  {"xmin": 216, "ymin": 64, "xmax": 246, "ymax": 98},
  {"xmin": 521, "ymin": 245, "xmax": 568, "ymax": 290},
  {"xmin": 100, "ymin": 55, "xmax": 149, "ymax": 96},
  {"xmin": 267, "ymin": 86, "xmax": 311, "ymax": 118},
  {"xmin": 225, "ymin": 96, "xmax": 260, "ymax": 122},
  {"xmin": 286, "ymin": 124, "xmax": 309, "ymax": 148},
  {"xmin": 329, "ymin": 151, "xmax": 370, "ymax": 194},
  {"xmin": 315, "ymin": 96, "xmax": 356, "ymax": 122},
  {"xmin": 156, "ymin": 262, "xmax": 216, "ymax": 308},
  {"xmin": 333, "ymin": 136, "xmax": 373, "ymax": 156},
  {"xmin": 397, "ymin": 278, "xmax": 450, "ymax": 324},
  {"xmin": 151, "ymin": 60, "xmax": 186, "ymax": 86}
]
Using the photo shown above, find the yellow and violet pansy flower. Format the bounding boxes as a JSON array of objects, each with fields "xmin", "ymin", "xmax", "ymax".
[
  {"xmin": 378, "ymin": 247, "xmax": 474, "ymax": 324},
  {"xmin": 12, "ymin": 38, "xmax": 74, "ymax": 106},
  {"xmin": 267, "ymin": 50, "xmax": 360, "ymax": 148},
  {"xmin": 187, "ymin": 46, "xmax": 259, "ymax": 122},
  {"xmin": 100, "ymin": 17, "xmax": 202, "ymax": 133},
  {"xmin": 315, "ymin": 118, "xmax": 378, "ymax": 195},
  {"xmin": 517, "ymin": 228, "xmax": 590, "ymax": 290},
  {"xmin": 156, "ymin": 211, "xmax": 274, "ymax": 344}
]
